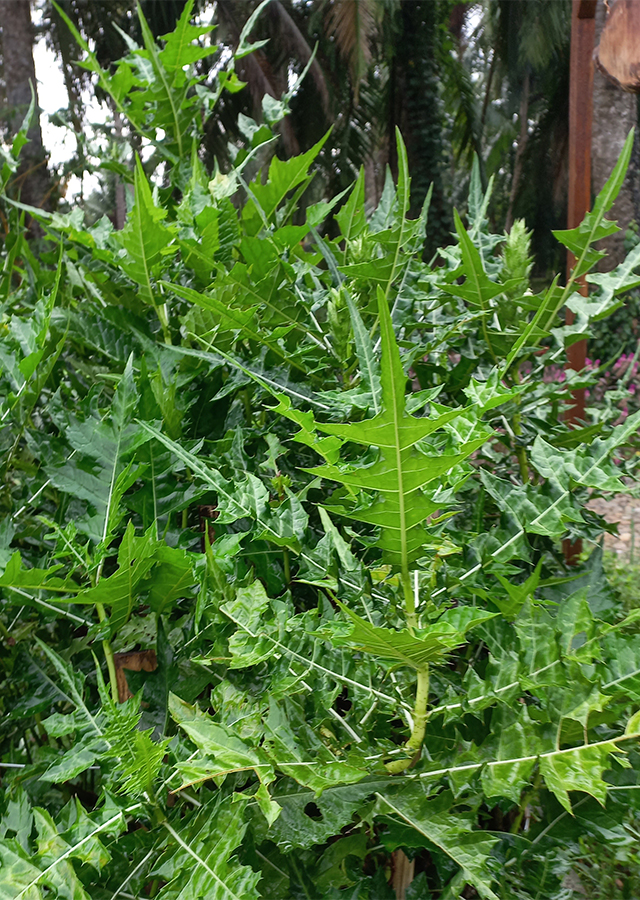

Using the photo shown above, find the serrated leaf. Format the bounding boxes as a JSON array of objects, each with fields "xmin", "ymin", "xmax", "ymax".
[
  {"xmin": 170, "ymin": 693, "xmax": 274, "ymax": 783},
  {"xmin": 263, "ymin": 699, "xmax": 367, "ymax": 793},
  {"xmin": 532, "ymin": 410, "xmax": 640, "ymax": 492},
  {"xmin": 343, "ymin": 287, "xmax": 381, "ymax": 412},
  {"xmin": 539, "ymin": 742, "xmax": 616, "ymax": 814},
  {"xmin": 268, "ymin": 778, "xmax": 381, "ymax": 851},
  {"xmin": 440, "ymin": 210, "xmax": 507, "ymax": 311},
  {"xmin": 377, "ymin": 786, "xmax": 499, "ymax": 900},
  {"xmin": 158, "ymin": 795, "xmax": 260, "ymax": 900},
  {"xmin": 117, "ymin": 158, "xmax": 176, "ymax": 308},
  {"xmin": 33, "ymin": 808, "xmax": 92, "ymax": 900},
  {"xmin": 244, "ymin": 132, "xmax": 330, "ymax": 227},
  {"xmin": 336, "ymin": 168, "xmax": 366, "ymax": 241},
  {"xmin": 0, "ymin": 843, "xmax": 46, "ymax": 900},
  {"xmin": 325, "ymin": 600, "xmax": 496, "ymax": 669},
  {"xmin": 306, "ymin": 287, "xmax": 489, "ymax": 565},
  {"xmin": 163, "ymin": 280, "xmax": 301, "ymax": 370},
  {"xmin": 73, "ymin": 523, "xmax": 157, "ymax": 632},
  {"xmin": 0, "ymin": 552, "xmax": 80, "ymax": 595},
  {"xmin": 145, "ymin": 543, "xmax": 195, "ymax": 614},
  {"xmin": 553, "ymin": 129, "xmax": 634, "ymax": 279}
]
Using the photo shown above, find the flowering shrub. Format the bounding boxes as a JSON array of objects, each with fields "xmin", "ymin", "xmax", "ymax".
[{"xmin": 586, "ymin": 349, "xmax": 640, "ymax": 424}]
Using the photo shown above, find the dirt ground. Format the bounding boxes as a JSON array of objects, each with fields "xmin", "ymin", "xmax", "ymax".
[{"xmin": 588, "ymin": 492, "xmax": 640, "ymax": 559}]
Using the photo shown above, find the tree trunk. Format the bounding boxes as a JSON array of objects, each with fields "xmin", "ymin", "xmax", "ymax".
[
  {"xmin": 113, "ymin": 106, "xmax": 127, "ymax": 231},
  {"xmin": 216, "ymin": 0, "xmax": 300, "ymax": 158},
  {"xmin": 0, "ymin": 0, "xmax": 52, "ymax": 224},
  {"xmin": 592, "ymin": 0, "xmax": 638, "ymax": 269},
  {"xmin": 506, "ymin": 71, "xmax": 530, "ymax": 233},
  {"xmin": 388, "ymin": 0, "xmax": 450, "ymax": 255}
]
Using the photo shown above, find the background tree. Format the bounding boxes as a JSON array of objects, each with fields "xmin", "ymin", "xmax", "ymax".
[
  {"xmin": 476, "ymin": 0, "xmax": 571, "ymax": 265},
  {"xmin": 14, "ymin": 0, "xmax": 634, "ymax": 275},
  {"xmin": 0, "ymin": 0, "xmax": 53, "ymax": 224}
]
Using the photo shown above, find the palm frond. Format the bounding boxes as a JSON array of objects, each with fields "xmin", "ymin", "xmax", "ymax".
[
  {"xmin": 325, "ymin": 0, "xmax": 377, "ymax": 102},
  {"xmin": 270, "ymin": 0, "xmax": 332, "ymax": 117}
]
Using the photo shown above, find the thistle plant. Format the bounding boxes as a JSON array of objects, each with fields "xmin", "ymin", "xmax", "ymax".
[{"xmin": 1, "ymin": 5, "xmax": 640, "ymax": 898}]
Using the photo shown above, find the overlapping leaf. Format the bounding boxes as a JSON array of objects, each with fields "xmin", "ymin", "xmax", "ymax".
[{"xmin": 307, "ymin": 287, "xmax": 490, "ymax": 565}]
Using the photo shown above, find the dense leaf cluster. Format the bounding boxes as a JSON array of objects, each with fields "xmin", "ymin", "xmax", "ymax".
[{"xmin": 1, "ymin": 4, "xmax": 640, "ymax": 897}]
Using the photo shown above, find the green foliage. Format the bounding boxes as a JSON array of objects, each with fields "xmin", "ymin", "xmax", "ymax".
[
  {"xmin": 604, "ymin": 548, "xmax": 640, "ymax": 612},
  {"xmin": 1, "ymin": 9, "xmax": 640, "ymax": 898},
  {"xmin": 590, "ymin": 222, "xmax": 640, "ymax": 360}
]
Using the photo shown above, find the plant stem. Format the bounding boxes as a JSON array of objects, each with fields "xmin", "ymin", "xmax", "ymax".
[
  {"xmin": 386, "ymin": 667, "xmax": 429, "ymax": 774},
  {"xmin": 512, "ymin": 369, "xmax": 529, "ymax": 483},
  {"xmin": 515, "ymin": 444, "xmax": 529, "ymax": 484},
  {"xmin": 511, "ymin": 771, "xmax": 542, "ymax": 834},
  {"xmin": 156, "ymin": 302, "xmax": 172, "ymax": 346},
  {"xmin": 241, "ymin": 388, "xmax": 253, "ymax": 424},
  {"xmin": 0, "ymin": 616, "xmax": 12, "ymax": 643},
  {"xmin": 283, "ymin": 548, "xmax": 291, "ymax": 585},
  {"xmin": 386, "ymin": 567, "xmax": 429, "ymax": 773},
  {"xmin": 401, "ymin": 566, "xmax": 417, "ymax": 631},
  {"xmin": 96, "ymin": 602, "xmax": 119, "ymax": 703}
]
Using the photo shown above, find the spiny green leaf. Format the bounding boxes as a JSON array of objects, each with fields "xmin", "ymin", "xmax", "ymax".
[
  {"xmin": 336, "ymin": 168, "xmax": 366, "ymax": 242},
  {"xmin": 263, "ymin": 699, "xmax": 367, "ymax": 793},
  {"xmin": 268, "ymin": 779, "xmax": 382, "ymax": 851},
  {"xmin": 0, "ymin": 553, "xmax": 80, "ymax": 594},
  {"xmin": 325, "ymin": 600, "xmax": 497, "ymax": 669},
  {"xmin": 377, "ymin": 787, "xmax": 499, "ymax": 900},
  {"xmin": 539, "ymin": 742, "xmax": 616, "ymax": 814},
  {"xmin": 117, "ymin": 158, "xmax": 176, "ymax": 309},
  {"xmin": 170, "ymin": 693, "xmax": 274, "ymax": 784},
  {"xmin": 343, "ymin": 287, "xmax": 381, "ymax": 411},
  {"xmin": 553, "ymin": 129, "xmax": 634, "ymax": 279},
  {"xmin": 532, "ymin": 410, "xmax": 640, "ymax": 492},
  {"xmin": 158, "ymin": 796, "xmax": 260, "ymax": 900},
  {"xmin": 306, "ymin": 286, "xmax": 490, "ymax": 564},
  {"xmin": 244, "ymin": 131, "xmax": 330, "ymax": 227}
]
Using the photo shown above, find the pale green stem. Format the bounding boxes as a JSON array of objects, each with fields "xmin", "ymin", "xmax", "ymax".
[
  {"xmin": 96, "ymin": 602, "xmax": 119, "ymax": 703},
  {"xmin": 386, "ymin": 667, "xmax": 430, "ymax": 775},
  {"xmin": 156, "ymin": 303, "xmax": 172, "ymax": 346},
  {"xmin": 401, "ymin": 567, "xmax": 417, "ymax": 631},
  {"xmin": 515, "ymin": 444, "xmax": 529, "ymax": 484},
  {"xmin": 512, "ymin": 368, "xmax": 529, "ymax": 483},
  {"xmin": 511, "ymin": 771, "xmax": 542, "ymax": 834},
  {"xmin": 481, "ymin": 314, "xmax": 498, "ymax": 365},
  {"xmin": 385, "ymin": 567, "xmax": 430, "ymax": 773}
]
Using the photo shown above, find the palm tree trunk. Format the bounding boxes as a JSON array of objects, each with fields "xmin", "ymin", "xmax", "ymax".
[
  {"xmin": 506, "ymin": 70, "xmax": 530, "ymax": 232},
  {"xmin": 387, "ymin": 0, "xmax": 449, "ymax": 253},
  {"xmin": 216, "ymin": 0, "xmax": 300, "ymax": 157},
  {"xmin": 0, "ymin": 0, "xmax": 52, "ymax": 223},
  {"xmin": 591, "ymin": 0, "xmax": 638, "ymax": 269}
]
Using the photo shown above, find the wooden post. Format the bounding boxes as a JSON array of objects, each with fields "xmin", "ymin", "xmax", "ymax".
[
  {"xmin": 566, "ymin": 0, "xmax": 597, "ymax": 425},
  {"xmin": 392, "ymin": 851, "xmax": 415, "ymax": 900},
  {"xmin": 564, "ymin": 0, "xmax": 597, "ymax": 565},
  {"xmin": 114, "ymin": 649, "xmax": 158, "ymax": 702}
]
